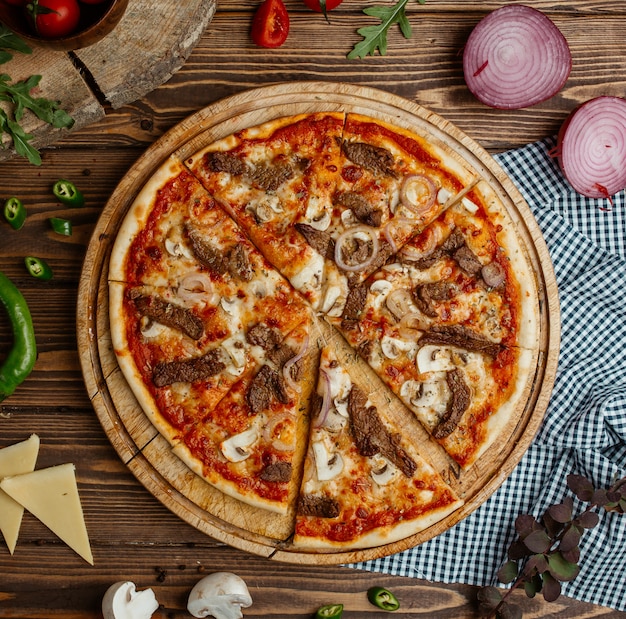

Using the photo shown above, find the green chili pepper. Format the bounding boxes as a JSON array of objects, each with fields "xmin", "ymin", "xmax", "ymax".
[
  {"xmin": 48, "ymin": 217, "xmax": 73, "ymax": 236},
  {"xmin": 3, "ymin": 197, "xmax": 27, "ymax": 230},
  {"xmin": 24, "ymin": 256, "xmax": 53, "ymax": 281},
  {"xmin": 52, "ymin": 179, "xmax": 84, "ymax": 207},
  {"xmin": 315, "ymin": 603, "xmax": 343, "ymax": 619},
  {"xmin": 0, "ymin": 271, "xmax": 37, "ymax": 402},
  {"xmin": 367, "ymin": 586, "xmax": 400, "ymax": 611}
]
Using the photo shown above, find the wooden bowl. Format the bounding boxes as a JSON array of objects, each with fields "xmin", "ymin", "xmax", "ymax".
[{"xmin": 0, "ymin": 0, "xmax": 128, "ymax": 52}]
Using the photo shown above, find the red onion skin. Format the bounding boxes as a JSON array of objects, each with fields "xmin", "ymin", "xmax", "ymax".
[
  {"xmin": 463, "ymin": 4, "xmax": 572, "ymax": 110},
  {"xmin": 557, "ymin": 96, "xmax": 626, "ymax": 199}
]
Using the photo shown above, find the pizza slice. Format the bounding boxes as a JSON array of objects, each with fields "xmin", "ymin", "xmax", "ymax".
[
  {"xmin": 172, "ymin": 318, "xmax": 317, "ymax": 514},
  {"xmin": 292, "ymin": 113, "xmax": 480, "ymax": 319},
  {"xmin": 183, "ymin": 112, "xmax": 347, "ymax": 309},
  {"xmin": 327, "ymin": 180, "xmax": 540, "ymax": 469},
  {"xmin": 293, "ymin": 345, "xmax": 463, "ymax": 550}
]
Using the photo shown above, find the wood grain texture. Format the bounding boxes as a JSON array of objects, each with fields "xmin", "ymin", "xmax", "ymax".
[{"xmin": 1, "ymin": 2, "xmax": 624, "ymax": 616}]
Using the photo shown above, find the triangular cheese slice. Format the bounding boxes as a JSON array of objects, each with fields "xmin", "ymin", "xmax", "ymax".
[
  {"xmin": 0, "ymin": 434, "xmax": 40, "ymax": 554},
  {"xmin": 0, "ymin": 462, "xmax": 94, "ymax": 565}
]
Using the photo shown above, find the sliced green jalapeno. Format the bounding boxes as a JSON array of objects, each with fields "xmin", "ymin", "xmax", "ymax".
[
  {"xmin": 3, "ymin": 197, "xmax": 27, "ymax": 230},
  {"xmin": 0, "ymin": 271, "xmax": 37, "ymax": 402},
  {"xmin": 315, "ymin": 603, "xmax": 344, "ymax": 618},
  {"xmin": 52, "ymin": 179, "xmax": 84, "ymax": 207},
  {"xmin": 48, "ymin": 217, "xmax": 73, "ymax": 236},
  {"xmin": 367, "ymin": 586, "xmax": 400, "ymax": 611},
  {"xmin": 24, "ymin": 256, "xmax": 53, "ymax": 281}
]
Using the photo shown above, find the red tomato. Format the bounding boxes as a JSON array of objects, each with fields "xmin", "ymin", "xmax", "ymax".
[
  {"xmin": 30, "ymin": 0, "xmax": 81, "ymax": 38},
  {"xmin": 301, "ymin": 0, "xmax": 343, "ymax": 12},
  {"xmin": 251, "ymin": 0, "xmax": 289, "ymax": 48},
  {"xmin": 3, "ymin": 0, "xmax": 29, "ymax": 6}
]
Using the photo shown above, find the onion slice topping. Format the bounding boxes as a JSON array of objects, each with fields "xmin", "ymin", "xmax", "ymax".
[
  {"xmin": 400, "ymin": 174, "xmax": 437, "ymax": 215},
  {"xmin": 556, "ymin": 96, "xmax": 626, "ymax": 199},
  {"xmin": 463, "ymin": 5, "xmax": 572, "ymax": 110},
  {"xmin": 282, "ymin": 334, "xmax": 310, "ymax": 393},
  {"xmin": 334, "ymin": 225, "xmax": 379, "ymax": 272}
]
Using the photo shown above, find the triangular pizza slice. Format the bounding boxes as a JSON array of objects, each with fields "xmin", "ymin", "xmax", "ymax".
[{"xmin": 293, "ymin": 345, "xmax": 463, "ymax": 550}]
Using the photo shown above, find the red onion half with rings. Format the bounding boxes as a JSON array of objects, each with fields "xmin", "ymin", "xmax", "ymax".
[
  {"xmin": 556, "ymin": 96, "xmax": 626, "ymax": 199},
  {"xmin": 463, "ymin": 5, "xmax": 572, "ymax": 110}
]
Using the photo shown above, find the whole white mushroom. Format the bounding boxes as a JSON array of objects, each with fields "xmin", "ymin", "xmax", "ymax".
[
  {"xmin": 187, "ymin": 572, "xmax": 253, "ymax": 619},
  {"xmin": 101, "ymin": 581, "xmax": 159, "ymax": 619}
]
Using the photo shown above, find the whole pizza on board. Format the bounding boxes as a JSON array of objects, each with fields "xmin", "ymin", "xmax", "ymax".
[{"xmin": 108, "ymin": 111, "xmax": 540, "ymax": 550}]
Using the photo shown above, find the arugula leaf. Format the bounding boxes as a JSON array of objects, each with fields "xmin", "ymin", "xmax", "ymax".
[
  {"xmin": 0, "ymin": 27, "xmax": 74, "ymax": 165},
  {"xmin": 348, "ymin": 0, "xmax": 425, "ymax": 59}
]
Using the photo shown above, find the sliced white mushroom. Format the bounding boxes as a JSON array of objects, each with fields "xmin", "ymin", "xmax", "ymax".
[
  {"xmin": 165, "ymin": 237, "xmax": 194, "ymax": 260},
  {"xmin": 461, "ymin": 196, "xmax": 479, "ymax": 214},
  {"xmin": 139, "ymin": 316, "xmax": 166, "ymax": 339},
  {"xmin": 220, "ymin": 427, "xmax": 258, "ymax": 463},
  {"xmin": 289, "ymin": 253, "xmax": 324, "ymax": 298},
  {"xmin": 312, "ymin": 441, "xmax": 344, "ymax": 481},
  {"xmin": 319, "ymin": 283, "xmax": 344, "ymax": 316},
  {"xmin": 369, "ymin": 455, "xmax": 397, "ymax": 486},
  {"xmin": 368, "ymin": 279, "xmax": 392, "ymax": 311},
  {"xmin": 221, "ymin": 335, "xmax": 248, "ymax": 376},
  {"xmin": 340, "ymin": 208, "xmax": 357, "ymax": 226},
  {"xmin": 102, "ymin": 581, "xmax": 159, "ymax": 619},
  {"xmin": 437, "ymin": 187, "xmax": 452, "ymax": 204},
  {"xmin": 416, "ymin": 345, "xmax": 455, "ymax": 373},
  {"xmin": 381, "ymin": 335, "xmax": 415, "ymax": 360},
  {"xmin": 187, "ymin": 572, "xmax": 252, "ymax": 619},
  {"xmin": 220, "ymin": 297, "xmax": 242, "ymax": 322},
  {"xmin": 307, "ymin": 211, "xmax": 331, "ymax": 231}
]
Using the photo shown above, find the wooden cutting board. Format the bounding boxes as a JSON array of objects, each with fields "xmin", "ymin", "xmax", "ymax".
[
  {"xmin": 0, "ymin": 0, "xmax": 216, "ymax": 161},
  {"xmin": 77, "ymin": 82, "xmax": 560, "ymax": 565}
]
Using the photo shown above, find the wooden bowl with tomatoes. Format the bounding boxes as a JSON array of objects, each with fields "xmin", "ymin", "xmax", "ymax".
[{"xmin": 0, "ymin": 0, "xmax": 128, "ymax": 51}]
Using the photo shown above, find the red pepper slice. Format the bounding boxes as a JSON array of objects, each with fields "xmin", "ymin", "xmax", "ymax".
[{"xmin": 251, "ymin": 0, "xmax": 290, "ymax": 48}]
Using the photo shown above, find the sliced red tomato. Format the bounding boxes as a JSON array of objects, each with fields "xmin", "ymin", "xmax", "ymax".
[
  {"xmin": 251, "ymin": 0, "xmax": 289, "ymax": 48},
  {"xmin": 29, "ymin": 0, "xmax": 81, "ymax": 38},
  {"xmin": 302, "ymin": 0, "xmax": 343, "ymax": 13}
]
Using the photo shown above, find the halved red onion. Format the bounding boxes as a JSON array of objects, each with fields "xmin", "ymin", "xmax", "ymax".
[
  {"xmin": 556, "ymin": 96, "xmax": 626, "ymax": 199},
  {"xmin": 400, "ymin": 174, "xmax": 437, "ymax": 214},
  {"xmin": 463, "ymin": 5, "xmax": 572, "ymax": 110}
]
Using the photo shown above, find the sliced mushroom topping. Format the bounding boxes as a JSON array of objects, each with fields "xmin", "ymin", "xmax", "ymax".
[
  {"xmin": 165, "ymin": 237, "xmax": 194, "ymax": 260},
  {"xmin": 416, "ymin": 345, "xmax": 455, "ymax": 373},
  {"xmin": 312, "ymin": 441, "xmax": 344, "ymax": 481},
  {"xmin": 381, "ymin": 335, "xmax": 415, "ymax": 360},
  {"xmin": 220, "ymin": 426, "xmax": 259, "ymax": 462},
  {"xmin": 369, "ymin": 455, "xmax": 398, "ymax": 486}
]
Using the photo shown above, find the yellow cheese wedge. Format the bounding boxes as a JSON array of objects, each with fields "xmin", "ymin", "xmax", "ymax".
[
  {"xmin": 0, "ymin": 434, "xmax": 40, "ymax": 554},
  {"xmin": 0, "ymin": 462, "xmax": 94, "ymax": 565}
]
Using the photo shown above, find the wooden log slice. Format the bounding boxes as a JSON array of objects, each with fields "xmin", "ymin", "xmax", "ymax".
[{"xmin": 77, "ymin": 82, "xmax": 560, "ymax": 565}]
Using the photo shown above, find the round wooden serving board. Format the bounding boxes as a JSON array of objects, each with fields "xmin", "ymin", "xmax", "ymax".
[{"xmin": 77, "ymin": 82, "xmax": 560, "ymax": 565}]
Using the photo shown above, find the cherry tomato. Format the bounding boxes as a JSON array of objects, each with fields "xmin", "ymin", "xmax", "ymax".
[
  {"xmin": 301, "ymin": 0, "xmax": 343, "ymax": 13},
  {"xmin": 29, "ymin": 0, "xmax": 81, "ymax": 38},
  {"xmin": 3, "ymin": 0, "xmax": 29, "ymax": 6},
  {"xmin": 251, "ymin": 0, "xmax": 289, "ymax": 48}
]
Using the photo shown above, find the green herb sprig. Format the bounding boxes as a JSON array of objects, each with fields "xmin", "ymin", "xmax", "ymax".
[
  {"xmin": 348, "ymin": 0, "xmax": 425, "ymax": 59},
  {"xmin": 0, "ymin": 24, "xmax": 74, "ymax": 165},
  {"xmin": 478, "ymin": 474, "xmax": 626, "ymax": 618}
]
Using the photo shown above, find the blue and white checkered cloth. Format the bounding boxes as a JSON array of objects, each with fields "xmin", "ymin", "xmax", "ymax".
[{"xmin": 355, "ymin": 138, "xmax": 626, "ymax": 612}]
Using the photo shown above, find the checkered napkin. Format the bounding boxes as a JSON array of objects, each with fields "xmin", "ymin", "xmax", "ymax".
[{"xmin": 353, "ymin": 138, "xmax": 626, "ymax": 612}]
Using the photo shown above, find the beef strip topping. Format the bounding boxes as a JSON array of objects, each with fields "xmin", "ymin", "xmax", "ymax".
[
  {"xmin": 186, "ymin": 225, "xmax": 253, "ymax": 281},
  {"xmin": 204, "ymin": 151, "xmax": 247, "ymax": 176},
  {"xmin": 133, "ymin": 292, "xmax": 204, "ymax": 340},
  {"xmin": 341, "ymin": 282, "xmax": 368, "ymax": 322},
  {"xmin": 246, "ymin": 364, "xmax": 289, "ymax": 414},
  {"xmin": 419, "ymin": 324, "xmax": 503, "ymax": 357},
  {"xmin": 412, "ymin": 282, "xmax": 456, "ymax": 318},
  {"xmin": 249, "ymin": 162, "xmax": 294, "ymax": 192},
  {"xmin": 246, "ymin": 324, "xmax": 296, "ymax": 367},
  {"xmin": 334, "ymin": 191, "xmax": 383, "ymax": 227},
  {"xmin": 347, "ymin": 385, "xmax": 417, "ymax": 477},
  {"xmin": 453, "ymin": 244, "xmax": 483, "ymax": 276},
  {"xmin": 432, "ymin": 368, "xmax": 471, "ymax": 439},
  {"xmin": 338, "ymin": 139, "xmax": 397, "ymax": 178},
  {"xmin": 152, "ymin": 348, "xmax": 225, "ymax": 387},
  {"xmin": 295, "ymin": 223, "xmax": 335, "ymax": 260},
  {"xmin": 298, "ymin": 494, "xmax": 340, "ymax": 518},
  {"xmin": 260, "ymin": 461, "xmax": 292, "ymax": 483}
]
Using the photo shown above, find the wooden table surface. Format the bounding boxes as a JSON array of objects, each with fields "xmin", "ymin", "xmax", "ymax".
[{"xmin": 1, "ymin": 1, "xmax": 625, "ymax": 617}]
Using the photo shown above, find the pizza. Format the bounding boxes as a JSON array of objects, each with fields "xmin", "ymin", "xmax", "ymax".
[{"xmin": 108, "ymin": 111, "xmax": 540, "ymax": 549}]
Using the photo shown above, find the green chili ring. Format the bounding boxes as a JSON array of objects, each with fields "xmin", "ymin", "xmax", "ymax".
[
  {"xmin": 3, "ymin": 197, "xmax": 27, "ymax": 230},
  {"xmin": 0, "ymin": 271, "xmax": 37, "ymax": 402},
  {"xmin": 52, "ymin": 179, "xmax": 84, "ymax": 208},
  {"xmin": 367, "ymin": 586, "xmax": 400, "ymax": 611},
  {"xmin": 315, "ymin": 603, "xmax": 344, "ymax": 619}
]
